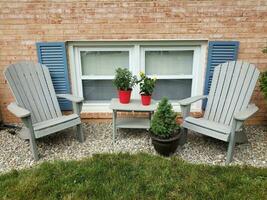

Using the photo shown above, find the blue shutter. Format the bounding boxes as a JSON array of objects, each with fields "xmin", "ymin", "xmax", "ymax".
[
  {"xmin": 203, "ymin": 41, "xmax": 239, "ymax": 109},
  {"xmin": 36, "ymin": 42, "xmax": 72, "ymax": 110}
]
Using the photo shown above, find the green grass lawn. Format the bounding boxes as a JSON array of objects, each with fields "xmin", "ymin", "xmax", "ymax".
[{"xmin": 0, "ymin": 153, "xmax": 266, "ymax": 200}]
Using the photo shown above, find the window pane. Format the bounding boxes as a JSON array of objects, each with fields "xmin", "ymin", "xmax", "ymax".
[
  {"xmin": 145, "ymin": 50, "xmax": 193, "ymax": 75},
  {"xmin": 152, "ymin": 79, "xmax": 192, "ymax": 100},
  {"xmin": 82, "ymin": 80, "xmax": 117, "ymax": 101},
  {"xmin": 81, "ymin": 51, "xmax": 129, "ymax": 75}
]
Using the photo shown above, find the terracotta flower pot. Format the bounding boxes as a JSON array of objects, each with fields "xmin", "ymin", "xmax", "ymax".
[
  {"xmin": 141, "ymin": 95, "xmax": 151, "ymax": 106},
  {"xmin": 118, "ymin": 90, "xmax": 132, "ymax": 104}
]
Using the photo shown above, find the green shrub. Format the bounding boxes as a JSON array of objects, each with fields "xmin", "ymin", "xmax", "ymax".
[
  {"xmin": 113, "ymin": 68, "xmax": 137, "ymax": 91},
  {"xmin": 260, "ymin": 46, "xmax": 267, "ymax": 99},
  {"xmin": 262, "ymin": 46, "xmax": 267, "ymax": 54},
  {"xmin": 259, "ymin": 71, "xmax": 267, "ymax": 99},
  {"xmin": 138, "ymin": 72, "xmax": 157, "ymax": 95},
  {"xmin": 151, "ymin": 98, "xmax": 180, "ymax": 138}
]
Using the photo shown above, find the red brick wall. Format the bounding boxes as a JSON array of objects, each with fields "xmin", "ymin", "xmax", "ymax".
[{"xmin": 0, "ymin": 0, "xmax": 266, "ymax": 125}]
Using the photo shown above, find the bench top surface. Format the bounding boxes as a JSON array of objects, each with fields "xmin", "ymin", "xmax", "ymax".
[{"xmin": 109, "ymin": 98, "xmax": 157, "ymax": 111}]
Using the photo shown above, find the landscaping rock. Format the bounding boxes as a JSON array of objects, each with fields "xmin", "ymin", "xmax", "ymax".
[{"xmin": 0, "ymin": 123, "xmax": 266, "ymax": 173}]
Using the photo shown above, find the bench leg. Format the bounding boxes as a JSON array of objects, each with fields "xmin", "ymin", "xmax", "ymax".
[
  {"xmin": 112, "ymin": 110, "xmax": 117, "ymax": 144},
  {"xmin": 76, "ymin": 124, "xmax": 84, "ymax": 142},
  {"xmin": 149, "ymin": 111, "xmax": 153, "ymax": 128}
]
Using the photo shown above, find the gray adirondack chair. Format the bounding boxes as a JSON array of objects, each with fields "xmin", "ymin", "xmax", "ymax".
[
  {"xmin": 4, "ymin": 61, "xmax": 84, "ymax": 161},
  {"xmin": 178, "ymin": 61, "xmax": 259, "ymax": 164}
]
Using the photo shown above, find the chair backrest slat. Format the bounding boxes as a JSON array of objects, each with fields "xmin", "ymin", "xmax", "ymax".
[
  {"xmin": 7, "ymin": 63, "xmax": 42, "ymax": 123},
  {"xmin": 4, "ymin": 61, "xmax": 62, "ymax": 124},
  {"xmin": 36, "ymin": 64, "xmax": 60, "ymax": 118},
  {"xmin": 29, "ymin": 63, "xmax": 54, "ymax": 120},
  {"xmin": 20, "ymin": 63, "xmax": 47, "ymax": 122},
  {"xmin": 239, "ymin": 65, "xmax": 259, "ymax": 112},
  {"xmin": 204, "ymin": 61, "xmax": 259, "ymax": 126},
  {"xmin": 203, "ymin": 63, "xmax": 221, "ymax": 120},
  {"xmin": 223, "ymin": 62, "xmax": 250, "ymax": 124},
  {"xmin": 226, "ymin": 63, "xmax": 259, "ymax": 125},
  {"xmin": 42, "ymin": 64, "xmax": 62, "ymax": 116},
  {"xmin": 5, "ymin": 65, "xmax": 37, "ymax": 120},
  {"xmin": 214, "ymin": 62, "xmax": 235, "ymax": 122},
  {"xmin": 216, "ymin": 61, "xmax": 243, "ymax": 123},
  {"xmin": 207, "ymin": 62, "xmax": 228, "ymax": 121}
]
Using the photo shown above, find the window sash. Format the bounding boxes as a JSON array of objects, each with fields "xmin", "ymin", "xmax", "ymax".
[
  {"xmin": 140, "ymin": 46, "xmax": 198, "ymax": 77},
  {"xmin": 144, "ymin": 50, "xmax": 194, "ymax": 76},
  {"xmin": 80, "ymin": 50, "xmax": 130, "ymax": 76},
  {"xmin": 140, "ymin": 46, "xmax": 201, "ymax": 99},
  {"xmin": 75, "ymin": 46, "xmax": 135, "ymax": 99}
]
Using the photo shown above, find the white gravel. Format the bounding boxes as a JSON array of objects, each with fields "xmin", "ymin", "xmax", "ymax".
[{"xmin": 0, "ymin": 122, "xmax": 266, "ymax": 173}]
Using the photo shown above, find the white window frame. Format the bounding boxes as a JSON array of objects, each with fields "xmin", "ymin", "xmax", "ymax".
[
  {"xmin": 140, "ymin": 46, "xmax": 201, "ymax": 111},
  {"xmin": 68, "ymin": 41, "xmax": 207, "ymax": 113}
]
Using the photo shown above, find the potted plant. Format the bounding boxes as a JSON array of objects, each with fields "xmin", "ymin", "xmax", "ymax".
[
  {"xmin": 138, "ymin": 72, "xmax": 157, "ymax": 105},
  {"xmin": 113, "ymin": 68, "xmax": 137, "ymax": 104},
  {"xmin": 150, "ymin": 98, "xmax": 181, "ymax": 156}
]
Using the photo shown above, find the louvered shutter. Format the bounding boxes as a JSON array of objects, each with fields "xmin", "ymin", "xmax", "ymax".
[
  {"xmin": 36, "ymin": 42, "xmax": 72, "ymax": 110},
  {"xmin": 203, "ymin": 41, "xmax": 239, "ymax": 109}
]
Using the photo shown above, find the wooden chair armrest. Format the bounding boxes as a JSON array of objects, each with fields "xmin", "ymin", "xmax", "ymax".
[
  {"xmin": 7, "ymin": 102, "xmax": 31, "ymax": 118},
  {"xmin": 234, "ymin": 104, "xmax": 259, "ymax": 121},
  {"xmin": 56, "ymin": 94, "xmax": 84, "ymax": 103},
  {"xmin": 178, "ymin": 95, "xmax": 208, "ymax": 106}
]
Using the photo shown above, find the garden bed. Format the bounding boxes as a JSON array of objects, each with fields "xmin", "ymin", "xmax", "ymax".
[{"xmin": 0, "ymin": 122, "xmax": 266, "ymax": 173}]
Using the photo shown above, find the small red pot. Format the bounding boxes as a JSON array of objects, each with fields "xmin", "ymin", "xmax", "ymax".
[
  {"xmin": 141, "ymin": 95, "xmax": 152, "ymax": 106},
  {"xmin": 118, "ymin": 90, "xmax": 132, "ymax": 104}
]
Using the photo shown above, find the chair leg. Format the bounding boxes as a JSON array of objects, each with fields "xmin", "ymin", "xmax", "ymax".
[
  {"xmin": 29, "ymin": 136, "xmax": 39, "ymax": 161},
  {"xmin": 226, "ymin": 120, "xmax": 240, "ymax": 165},
  {"xmin": 76, "ymin": 124, "xmax": 84, "ymax": 142},
  {"xmin": 22, "ymin": 117, "xmax": 39, "ymax": 161},
  {"xmin": 179, "ymin": 127, "xmax": 188, "ymax": 145},
  {"xmin": 226, "ymin": 138, "xmax": 236, "ymax": 165}
]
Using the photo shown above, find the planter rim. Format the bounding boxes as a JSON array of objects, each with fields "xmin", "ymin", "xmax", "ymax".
[
  {"xmin": 140, "ymin": 94, "xmax": 152, "ymax": 96},
  {"xmin": 118, "ymin": 89, "xmax": 132, "ymax": 91},
  {"xmin": 150, "ymin": 131, "xmax": 181, "ymax": 142}
]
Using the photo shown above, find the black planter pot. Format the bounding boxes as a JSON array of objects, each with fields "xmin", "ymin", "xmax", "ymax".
[{"xmin": 151, "ymin": 131, "xmax": 181, "ymax": 156}]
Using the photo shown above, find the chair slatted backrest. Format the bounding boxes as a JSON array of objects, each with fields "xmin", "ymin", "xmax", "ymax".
[
  {"xmin": 4, "ymin": 61, "xmax": 62, "ymax": 124},
  {"xmin": 204, "ymin": 61, "xmax": 259, "ymax": 126}
]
